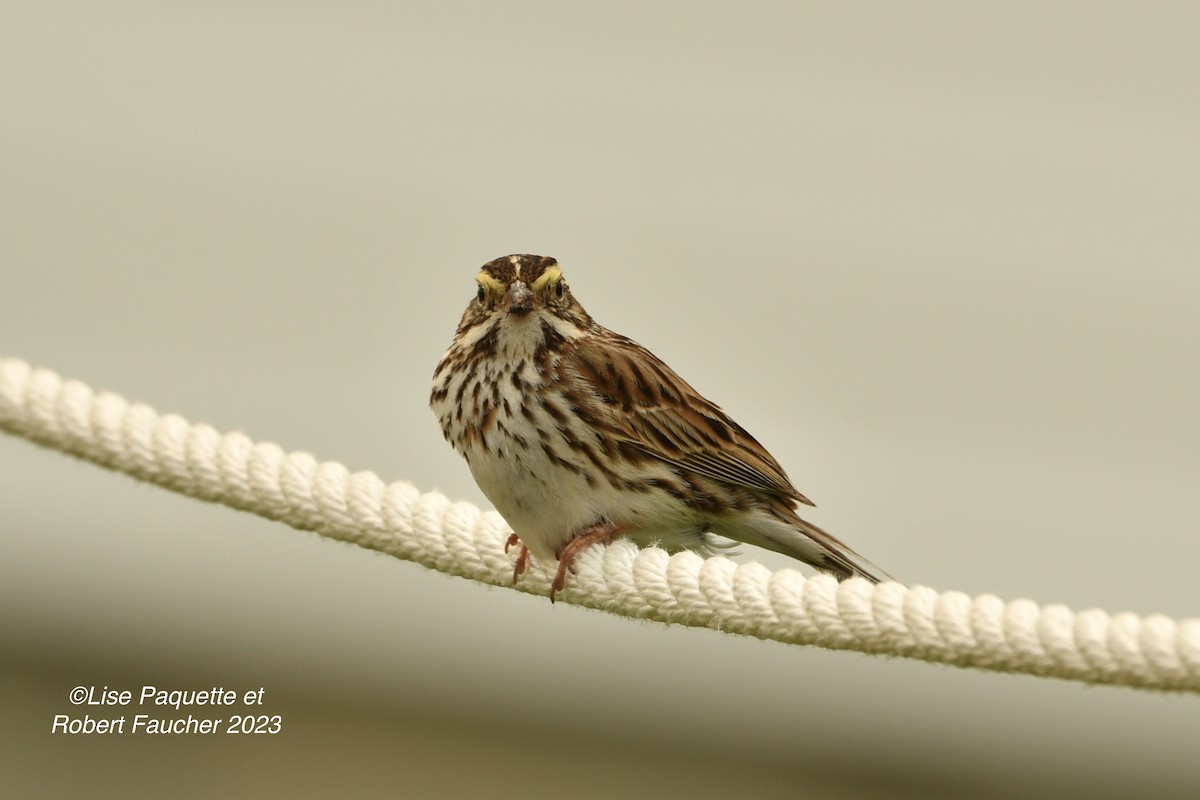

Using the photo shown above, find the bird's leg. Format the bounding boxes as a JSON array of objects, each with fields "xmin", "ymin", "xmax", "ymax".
[
  {"xmin": 551, "ymin": 521, "xmax": 620, "ymax": 603},
  {"xmin": 504, "ymin": 533, "xmax": 530, "ymax": 585}
]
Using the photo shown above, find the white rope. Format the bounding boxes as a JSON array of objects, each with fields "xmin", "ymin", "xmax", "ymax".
[{"xmin": 2, "ymin": 357, "xmax": 1198, "ymax": 693}]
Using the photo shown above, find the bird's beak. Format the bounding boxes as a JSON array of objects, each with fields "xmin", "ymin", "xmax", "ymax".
[{"xmin": 506, "ymin": 282, "xmax": 533, "ymax": 316}]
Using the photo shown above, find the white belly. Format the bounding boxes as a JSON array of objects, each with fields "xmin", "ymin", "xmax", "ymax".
[
  {"xmin": 464, "ymin": 435, "xmax": 714, "ymax": 562},
  {"xmin": 464, "ymin": 439, "xmax": 605, "ymax": 561}
]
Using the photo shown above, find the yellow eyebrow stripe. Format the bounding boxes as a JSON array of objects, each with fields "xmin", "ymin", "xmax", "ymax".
[
  {"xmin": 531, "ymin": 266, "xmax": 562, "ymax": 292},
  {"xmin": 475, "ymin": 272, "xmax": 505, "ymax": 293}
]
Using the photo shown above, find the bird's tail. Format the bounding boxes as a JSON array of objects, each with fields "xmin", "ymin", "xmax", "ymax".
[
  {"xmin": 798, "ymin": 512, "xmax": 891, "ymax": 583},
  {"xmin": 756, "ymin": 504, "xmax": 893, "ymax": 584}
]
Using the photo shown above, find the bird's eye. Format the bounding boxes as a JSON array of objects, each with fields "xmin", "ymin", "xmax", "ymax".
[
  {"xmin": 554, "ymin": 281, "xmax": 564, "ymax": 299},
  {"xmin": 477, "ymin": 286, "xmax": 486, "ymax": 303}
]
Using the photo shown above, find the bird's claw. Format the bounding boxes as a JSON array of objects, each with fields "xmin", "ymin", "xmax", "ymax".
[
  {"xmin": 506, "ymin": 533, "xmax": 530, "ymax": 585},
  {"xmin": 549, "ymin": 521, "xmax": 619, "ymax": 603}
]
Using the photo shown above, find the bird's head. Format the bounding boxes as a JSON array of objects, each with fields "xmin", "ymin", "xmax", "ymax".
[{"xmin": 455, "ymin": 254, "xmax": 594, "ymax": 355}]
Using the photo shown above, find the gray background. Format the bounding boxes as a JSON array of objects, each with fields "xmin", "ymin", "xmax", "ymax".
[{"xmin": 2, "ymin": 2, "xmax": 1198, "ymax": 797}]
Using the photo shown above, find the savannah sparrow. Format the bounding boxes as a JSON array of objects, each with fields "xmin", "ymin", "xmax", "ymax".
[{"xmin": 431, "ymin": 254, "xmax": 887, "ymax": 600}]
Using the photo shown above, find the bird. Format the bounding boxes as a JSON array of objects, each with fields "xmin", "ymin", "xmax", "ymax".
[{"xmin": 430, "ymin": 254, "xmax": 888, "ymax": 601}]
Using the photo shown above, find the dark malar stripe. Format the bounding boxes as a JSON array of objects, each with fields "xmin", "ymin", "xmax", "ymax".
[{"xmin": 535, "ymin": 319, "xmax": 567, "ymax": 362}]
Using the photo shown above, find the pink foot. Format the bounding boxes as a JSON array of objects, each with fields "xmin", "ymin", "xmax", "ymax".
[
  {"xmin": 505, "ymin": 533, "xmax": 530, "ymax": 585},
  {"xmin": 550, "ymin": 521, "xmax": 620, "ymax": 603}
]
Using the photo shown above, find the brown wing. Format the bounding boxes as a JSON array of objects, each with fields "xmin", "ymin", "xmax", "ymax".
[{"xmin": 563, "ymin": 330, "xmax": 815, "ymax": 506}]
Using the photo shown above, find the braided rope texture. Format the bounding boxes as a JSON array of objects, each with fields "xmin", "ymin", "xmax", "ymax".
[{"xmin": 2, "ymin": 357, "xmax": 1197, "ymax": 692}]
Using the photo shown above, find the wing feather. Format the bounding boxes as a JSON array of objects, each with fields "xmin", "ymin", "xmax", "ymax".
[{"xmin": 563, "ymin": 331, "xmax": 815, "ymax": 506}]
